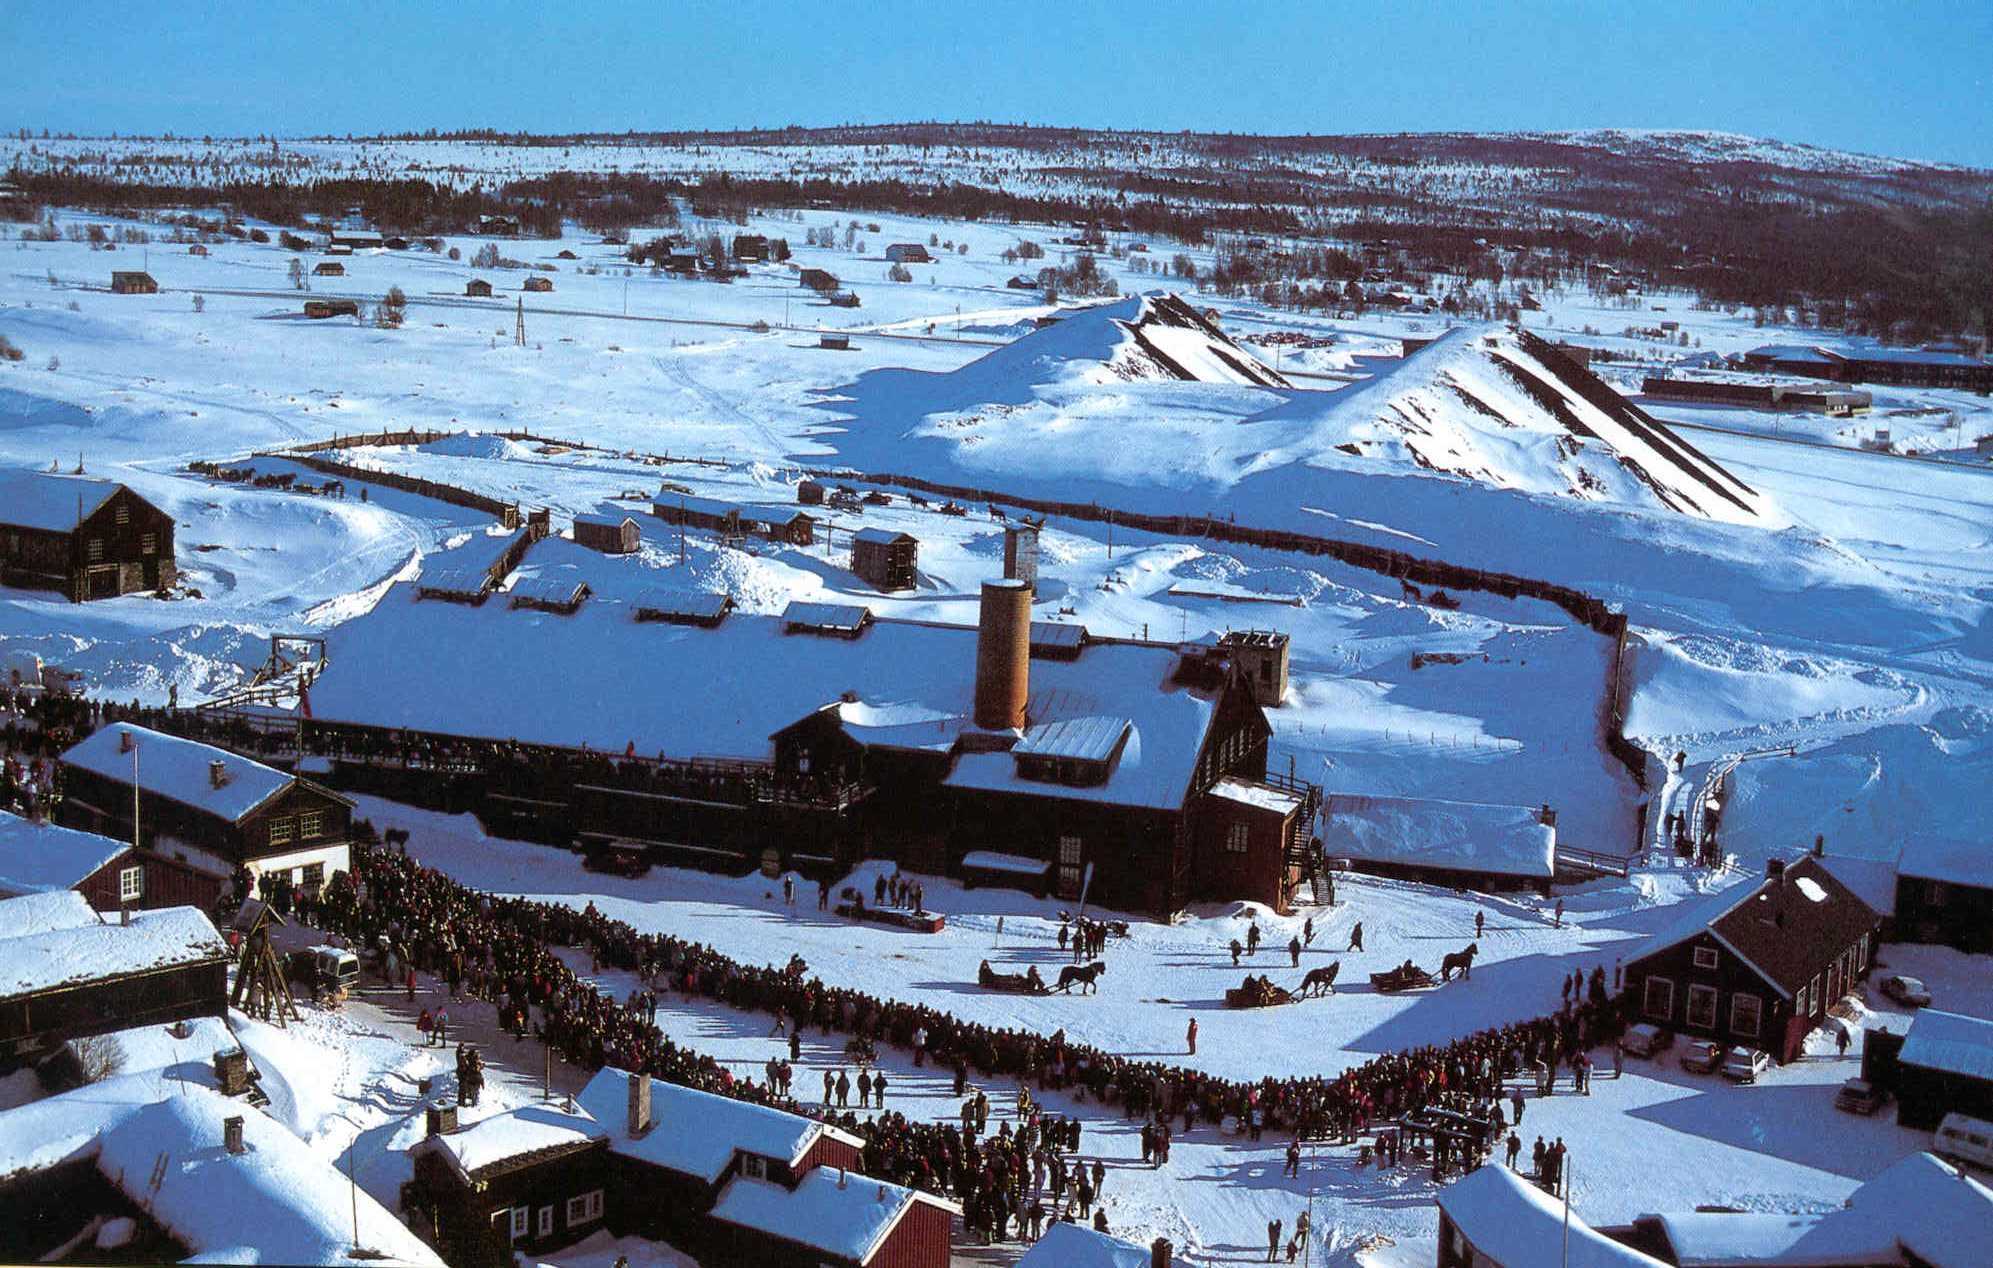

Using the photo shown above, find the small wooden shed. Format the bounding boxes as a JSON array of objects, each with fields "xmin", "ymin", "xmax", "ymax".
[
  {"xmin": 573, "ymin": 513, "xmax": 641, "ymax": 554},
  {"xmin": 851, "ymin": 528, "xmax": 918, "ymax": 592},
  {"xmin": 110, "ymin": 271, "xmax": 158, "ymax": 294},
  {"xmin": 466, "ymin": 278, "xmax": 493, "ymax": 297},
  {"xmin": 523, "ymin": 275, "xmax": 553, "ymax": 292}
]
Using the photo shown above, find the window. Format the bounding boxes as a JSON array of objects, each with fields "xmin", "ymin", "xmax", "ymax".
[
  {"xmin": 1810, "ymin": 974, "xmax": 1824, "ymax": 1016},
  {"xmin": 141, "ymin": 532, "xmax": 157, "ymax": 555},
  {"xmin": 537, "ymin": 1206, "xmax": 554, "ymax": 1238},
  {"xmin": 87, "ymin": 538, "xmax": 104, "ymax": 562},
  {"xmin": 1857, "ymin": 933, "xmax": 1869, "ymax": 971},
  {"xmin": 508, "ymin": 1207, "xmax": 529, "ymax": 1241},
  {"xmin": 1225, "ymin": 822, "xmax": 1251, "ymax": 855},
  {"xmin": 1692, "ymin": 945, "xmax": 1719, "ymax": 970},
  {"xmin": 301, "ymin": 862, "xmax": 324, "ymax": 892},
  {"xmin": 1731, "ymin": 992, "xmax": 1762, "ymax": 1038},
  {"xmin": 298, "ymin": 810, "xmax": 324, "ymax": 839},
  {"xmin": 267, "ymin": 817, "xmax": 295, "ymax": 847},
  {"xmin": 118, "ymin": 866, "xmax": 143, "ymax": 903},
  {"xmin": 1796, "ymin": 981, "xmax": 1810, "ymax": 1019},
  {"xmin": 1686, "ymin": 984, "xmax": 1719, "ymax": 1030},
  {"xmin": 1059, "ymin": 835, "xmax": 1083, "ymax": 866},
  {"xmin": 740, "ymin": 1155, "xmax": 769, "ymax": 1180},
  {"xmin": 116, "ymin": 504, "xmax": 130, "ymax": 526},
  {"xmin": 1642, "ymin": 975, "xmax": 1675, "ymax": 1021},
  {"xmin": 564, "ymin": 1190, "xmax": 603, "ymax": 1226}
]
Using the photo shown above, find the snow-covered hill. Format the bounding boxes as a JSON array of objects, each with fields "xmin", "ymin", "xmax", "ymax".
[{"xmin": 942, "ymin": 294, "xmax": 1288, "ymax": 392}]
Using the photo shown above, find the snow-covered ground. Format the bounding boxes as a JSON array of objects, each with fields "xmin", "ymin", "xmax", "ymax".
[{"xmin": 2, "ymin": 202, "xmax": 1990, "ymax": 1263}]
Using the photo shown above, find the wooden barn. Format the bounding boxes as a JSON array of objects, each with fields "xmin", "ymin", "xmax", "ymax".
[
  {"xmin": 708, "ymin": 1167, "xmax": 957, "ymax": 1268},
  {"xmin": 883, "ymin": 243, "xmax": 932, "ymax": 264},
  {"xmin": 507, "ymin": 573, "xmax": 590, "ymax": 614},
  {"xmin": 1623, "ymin": 856, "xmax": 1879, "ymax": 1064},
  {"xmin": 408, "ymin": 1101, "xmax": 611, "ymax": 1263},
  {"xmin": 634, "ymin": 589, "xmax": 733, "ymax": 627},
  {"xmin": 1219, "ymin": 628, "xmax": 1289, "ymax": 707},
  {"xmin": 0, "ymin": 890, "xmax": 228, "ymax": 1058},
  {"xmin": 732, "ymin": 234, "xmax": 770, "ymax": 261},
  {"xmin": 1891, "ymin": 838, "xmax": 1992, "ymax": 952},
  {"xmin": 312, "ymin": 261, "xmax": 344, "ymax": 276},
  {"xmin": 800, "ymin": 268, "xmax": 840, "ymax": 293},
  {"xmin": 797, "ymin": 479, "xmax": 827, "ymax": 506},
  {"xmin": 465, "ymin": 278, "xmax": 493, "ymax": 297},
  {"xmin": 1866, "ymin": 1010, "xmax": 1993, "ymax": 1132},
  {"xmin": 0, "ymin": 810, "xmax": 219, "ymax": 912},
  {"xmin": 303, "ymin": 298, "xmax": 360, "ymax": 318},
  {"xmin": 572, "ymin": 512, "xmax": 641, "ymax": 554},
  {"xmin": 1317, "ymin": 794, "xmax": 1557, "ymax": 895},
  {"xmin": 110, "ymin": 271, "xmax": 158, "ymax": 294},
  {"xmin": 58, "ymin": 723, "xmax": 355, "ymax": 903},
  {"xmin": 0, "ymin": 471, "xmax": 176, "ymax": 601},
  {"xmin": 523, "ymin": 275, "xmax": 553, "ymax": 292},
  {"xmin": 652, "ymin": 493, "xmax": 816, "ymax": 546},
  {"xmin": 850, "ymin": 528, "xmax": 918, "ymax": 591}
]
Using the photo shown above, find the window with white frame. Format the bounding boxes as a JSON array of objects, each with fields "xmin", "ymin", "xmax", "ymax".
[
  {"xmin": 141, "ymin": 532, "xmax": 156, "ymax": 555},
  {"xmin": 741, "ymin": 1155, "xmax": 769, "ymax": 1179},
  {"xmin": 1810, "ymin": 974, "xmax": 1824, "ymax": 1015},
  {"xmin": 118, "ymin": 866, "xmax": 143, "ymax": 903},
  {"xmin": 1225, "ymin": 822, "xmax": 1250, "ymax": 855},
  {"xmin": 1692, "ymin": 945, "xmax": 1718, "ymax": 970},
  {"xmin": 1687, "ymin": 984, "xmax": 1719, "ymax": 1030},
  {"xmin": 565, "ymin": 1190, "xmax": 603, "ymax": 1226},
  {"xmin": 537, "ymin": 1206, "xmax": 553, "ymax": 1238},
  {"xmin": 301, "ymin": 862, "xmax": 324, "ymax": 892},
  {"xmin": 267, "ymin": 817, "xmax": 295, "ymax": 847},
  {"xmin": 1796, "ymin": 981, "xmax": 1810, "ymax": 1018},
  {"xmin": 116, "ymin": 504, "xmax": 129, "ymax": 526},
  {"xmin": 508, "ymin": 1207, "xmax": 529, "ymax": 1241},
  {"xmin": 88, "ymin": 538, "xmax": 104, "ymax": 562},
  {"xmin": 1731, "ymin": 992, "xmax": 1762, "ymax": 1038},
  {"xmin": 1642, "ymin": 975, "xmax": 1675, "ymax": 1020},
  {"xmin": 298, "ymin": 810, "xmax": 324, "ymax": 839}
]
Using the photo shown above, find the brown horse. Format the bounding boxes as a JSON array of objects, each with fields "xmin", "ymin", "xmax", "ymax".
[
  {"xmin": 1440, "ymin": 942, "xmax": 1479, "ymax": 981},
  {"xmin": 1297, "ymin": 961, "xmax": 1341, "ymax": 997},
  {"xmin": 1055, "ymin": 962, "xmax": 1107, "ymax": 994}
]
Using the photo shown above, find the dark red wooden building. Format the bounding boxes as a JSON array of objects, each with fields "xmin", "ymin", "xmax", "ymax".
[{"xmin": 0, "ymin": 472, "xmax": 176, "ymax": 601}]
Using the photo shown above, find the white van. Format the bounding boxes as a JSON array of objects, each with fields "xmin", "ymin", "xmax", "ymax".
[{"xmin": 1933, "ymin": 1112, "xmax": 1993, "ymax": 1171}]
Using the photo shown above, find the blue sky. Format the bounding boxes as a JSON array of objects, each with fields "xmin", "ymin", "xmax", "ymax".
[{"xmin": 4, "ymin": 1, "xmax": 1990, "ymax": 166}]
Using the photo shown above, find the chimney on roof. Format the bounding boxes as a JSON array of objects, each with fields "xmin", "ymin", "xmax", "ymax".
[
  {"xmin": 208, "ymin": 760, "xmax": 229, "ymax": 789},
  {"xmin": 627, "ymin": 1070, "xmax": 652, "ymax": 1137},
  {"xmin": 1813, "ymin": 835, "xmax": 1825, "ymax": 858},
  {"xmin": 973, "ymin": 580, "xmax": 1031, "ymax": 731},
  {"xmin": 425, "ymin": 1103, "xmax": 458, "ymax": 1137},
  {"xmin": 1766, "ymin": 857, "xmax": 1786, "ymax": 882},
  {"xmin": 119, "ymin": 730, "xmax": 134, "ymax": 754},
  {"xmin": 876, "ymin": 1183, "xmax": 888, "ymax": 1202},
  {"xmin": 224, "ymin": 1115, "xmax": 246, "ymax": 1155},
  {"xmin": 1537, "ymin": 803, "xmax": 1558, "ymax": 829}
]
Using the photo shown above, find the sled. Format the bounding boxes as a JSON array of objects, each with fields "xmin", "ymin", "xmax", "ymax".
[{"xmin": 1369, "ymin": 965, "xmax": 1438, "ymax": 992}]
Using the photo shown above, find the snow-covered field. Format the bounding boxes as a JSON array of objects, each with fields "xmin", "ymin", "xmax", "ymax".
[{"xmin": 2, "ymin": 199, "xmax": 1990, "ymax": 1264}]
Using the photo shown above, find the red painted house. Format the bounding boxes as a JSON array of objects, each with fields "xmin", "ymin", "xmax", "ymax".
[
  {"xmin": 1622, "ymin": 855, "xmax": 1879, "ymax": 1064},
  {"xmin": 0, "ymin": 810, "xmax": 218, "ymax": 912}
]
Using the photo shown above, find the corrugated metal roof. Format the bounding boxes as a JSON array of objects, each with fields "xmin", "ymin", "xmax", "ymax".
[
  {"xmin": 1014, "ymin": 715, "xmax": 1131, "ymax": 762},
  {"xmin": 1900, "ymin": 1010, "xmax": 1993, "ymax": 1082},
  {"xmin": 508, "ymin": 573, "xmax": 589, "ymax": 607},
  {"xmin": 782, "ymin": 600, "xmax": 872, "ymax": 634},
  {"xmin": 1029, "ymin": 621, "xmax": 1087, "ymax": 650},
  {"xmin": 636, "ymin": 589, "xmax": 731, "ymax": 621}
]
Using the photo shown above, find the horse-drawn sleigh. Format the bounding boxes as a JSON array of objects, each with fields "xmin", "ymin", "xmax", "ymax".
[{"xmin": 1225, "ymin": 961, "xmax": 1340, "ymax": 1008}]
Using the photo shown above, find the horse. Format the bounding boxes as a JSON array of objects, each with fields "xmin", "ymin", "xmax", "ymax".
[
  {"xmin": 1054, "ymin": 962, "xmax": 1107, "ymax": 994},
  {"xmin": 843, "ymin": 1035, "xmax": 877, "ymax": 1065},
  {"xmin": 1297, "ymin": 961, "xmax": 1341, "ymax": 998},
  {"xmin": 1440, "ymin": 942, "xmax": 1479, "ymax": 982},
  {"xmin": 383, "ymin": 827, "xmax": 411, "ymax": 849}
]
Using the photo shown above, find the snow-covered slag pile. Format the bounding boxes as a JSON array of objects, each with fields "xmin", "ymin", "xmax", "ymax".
[
  {"xmin": 950, "ymin": 293, "xmax": 1290, "ymax": 391},
  {"xmin": 1297, "ymin": 326, "xmax": 1779, "ymax": 525}
]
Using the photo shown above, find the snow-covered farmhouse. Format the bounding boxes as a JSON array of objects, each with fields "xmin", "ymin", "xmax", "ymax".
[
  {"xmin": 884, "ymin": 243, "xmax": 932, "ymax": 263},
  {"xmin": 408, "ymin": 1100, "xmax": 612, "ymax": 1263},
  {"xmin": 571, "ymin": 511, "xmax": 641, "ymax": 554},
  {"xmin": 304, "ymin": 578, "xmax": 1319, "ymax": 917},
  {"xmin": 0, "ymin": 890, "xmax": 227, "ymax": 1058},
  {"xmin": 465, "ymin": 277, "xmax": 493, "ymax": 297},
  {"xmin": 58, "ymin": 723, "xmax": 355, "ymax": 906},
  {"xmin": 652, "ymin": 492, "xmax": 817, "ymax": 546},
  {"xmin": 800, "ymin": 267, "xmax": 840, "ymax": 292},
  {"xmin": 732, "ymin": 233, "xmax": 770, "ymax": 261},
  {"xmin": 1318, "ymin": 794, "xmax": 1558, "ymax": 894},
  {"xmin": 1622, "ymin": 855, "xmax": 1879, "ymax": 1065},
  {"xmin": 0, "ymin": 471, "xmax": 176, "ymax": 601},
  {"xmin": 0, "ymin": 809, "xmax": 217, "ymax": 911},
  {"xmin": 574, "ymin": 1067, "xmax": 956, "ymax": 1267},
  {"xmin": 1890, "ymin": 837, "xmax": 1992, "ymax": 952},
  {"xmin": 108, "ymin": 269, "xmax": 157, "ymax": 294},
  {"xmin": 850, "ymin": 527, "xmax": 918, "ymax": 592},
  {"xmin": 1866, "ymin": 1009, "xmax": 1993, "ymax": 1132},
  {"xmin": 0, "ymin": 1076, "xmax": 443, "ymax": 1266}
]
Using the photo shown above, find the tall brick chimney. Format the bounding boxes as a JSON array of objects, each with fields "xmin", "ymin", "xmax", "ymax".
[
  {"xmin": 627, "ymin": 1070, "xmax": 653, "ymax": 1137},
  {"xmin": 974, "ymin": 579, "xmax": 1031, "ymax": 731}
]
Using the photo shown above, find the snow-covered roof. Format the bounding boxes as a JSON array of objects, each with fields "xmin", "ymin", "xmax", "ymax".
[
  {"xmin": 1746, "ymin": 344, "xmax": 1845, "ymax": 365},
  {"xmin": 656, "ymin": 493, "xmax": 809, "ymax": 526},
  {"xmin": 0, "ymin": 812, "xmax": 128, "ymax": 896},
  {"xmin": 0, "ymin": 889, "xmax": 98, "ymax": 940},
  {"xmin": 1899, "ymin": 1010, "xmax": 1993, "ymax": 1082},
  {"xmin": 1647, "ymin": 1211, "xmax": 1889, "ymax": 1268},
  {"xmin": 312, "ymin": 600, "xmax": 1225, "ymax": 811},
  {"xmin": 1029, "ymin": 621, "xmax": 1086, "ymax": 653},
  {"xmin": 1896, "ymin": 837, "xmax": 1990, "ymax": 888},
  {"xmin": 1632, "ymin": 857, "xmax": 1875, "ymax": 998},
  {"xmin": 64, "ymin": 1015, "xmax": 242, "ymax": 1087},
  {"xmin": 1209, "ymin": 777, "xmax": 1307, "ymax": 816},
  {"xmin": 635, "ymin": 588, "xmax": 732, "ymax": 622},
  {"xmin": 0, "ymin": 1076, "xmax": 442, "ymax": 1266},
  {"xmin": 783, "ymin": 600, "xmax": 872, "ymax": 635},
  {"xmin": 573, "ymin": 511, "xmax": 638, "ymax": 528},
  {"xmin": 0, "ymin": 469, "xmax": 122, "ymax": 533},
  {"xmin": 507, "ymin": 571, "xmax": 589, "ymax": 608},
  {"xmin": 1816, "ymin": 853, "xmax": 1899, "ymax": 917},
  {"xmin": 960, "ymin": 850, "xmax": 1051, "ymax": 876},
  {"xmin": 1012, "ymin": 714, "xmax": 1130, "ymax": 762},
  {"xmin": 709, "ymin": 1167, "xmax": 951, "ymax": 1265},
  {"xmin": 0, "ymin": 902, "xmax": 226, "ymax": 998},
  {"xmin": 1842, "ymin": 1151, "xmax": 1993, "ymax": 1268},
  {"xmin": 1017, "ymin": 1222, "xmax": 1153, "ymax": 1268},
  {"xmin": 851, "ymin": 527, "xmax": 915, "ymax": 546},
  {"xmin": 61, "ymin": 723, "xmax": 314, "ymax": 824},
  {"xmin": 422, "ymin": 1102, "xmax": 607, "ymax": 1181},
  {"xmin": 1436, "ymin": 1165, "xmax": 1667, "ymax": 1268},
  {"xmin": 576, "ymin": 1067, "xmax": 830, "ymax": 1185},
  {"xmin": 1319, "ymin": 793, "xmax": 1555, "ymax": 878}
]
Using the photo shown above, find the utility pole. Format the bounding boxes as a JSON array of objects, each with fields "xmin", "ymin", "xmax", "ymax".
[
  {"xmin": 515, "ymin": 296, "xmax": 525, "ymax": 348},
  {"xmin": 1562, "ymin": 1154, "xmax": 1572, "ymax": 1268}
]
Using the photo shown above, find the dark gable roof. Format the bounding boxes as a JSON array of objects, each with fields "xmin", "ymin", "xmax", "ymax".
[{"xmin": 1705, "ymin": 856, "xmax": 1877, "ymax": 996}]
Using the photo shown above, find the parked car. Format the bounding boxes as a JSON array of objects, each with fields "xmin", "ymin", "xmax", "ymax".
[
  {"xmin": 583, "ymin": 842, "xmax": 651, "ymax": 878},
  {"xmin": 1835, "ymin": 1078, "xmax": 1885, "ymax": 1115},
  {"xmin": 1881, "ymin": 975, "xmax": 1932, "ymax": 1008},
  {"xmin": 1621, "ymin": 1023, "xmax": 1674, "ymax": 1058},
  {"xmin": 286, "ymin": 945, "xmax": 359, "ymax": 994},
  {"xmin": 1722, "ymin": 1048, "xmax": 1772, "ymax": 1083},
  {"xmin": 1934, "ymin": 1113, "xmax": 1993, "ymax": 1171},
  {"xmin": 1680, "ymin": 1040, "xmax": 1726, "ymax": 1074}
]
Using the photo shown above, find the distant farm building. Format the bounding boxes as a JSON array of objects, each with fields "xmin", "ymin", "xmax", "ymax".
[
  {"xmin": 1623, "ymin": 855, "xmax": 1879, "ymax": 1065},
  {"xmin": 466, "ymin": 278, "xmax": 493, "ymax": 297},
  {"xmin": 1002, "ymin": 523, "xmax": 1040, "ymax": 587},
  {"xmin": 311, "ymin": 261, "xmax": 343, "ymax": 276},
  {"xmin": 476, "ymin": 214, "xmax": 521, "ymax": 236},
  {"xmin": 652, "ymin": 493, "xmax": 817, "ymax": 546},
  {"xmin": 634, "ymin": 589, "xmax": 733, "ymax": 628},
  {"xmin": 732, "ymin": 234, "xmax": 769, "ymax": 262},
  {"xmin": 1318, "ymin": 794, "xmax": 1556, "ymax": 894},
  {"xmin": 523, "ymin": 275, "xmax": 553, "ymax": 292},
  {"xmin": 572, "ymin": 512, "xmax": 641, "ymax": 554},
  {"xmin": 850, "ymin": 528, "xmax": 918, "ymax": 592},
  {"xmin": 884, "ymin": 243, "xmax": 932, "ymax": 264},
  {"xmin": 799, "ymin": 268, "xmax": 840, "ymax": 293},
  {"xmin": 326, "ymin": 229, "xmax": 384, "ymax": 250},
  {"xmin": 109, "ymin": 271, "xmax": 158, "ymax": 294},
  {"xmin": 797, "ymin": 479, "xmax": 826, "ymax": 506},
  {"xmin": 819, "ymin": 333, "xmax": 851, "ymax": 351},
  {"xmin": 0, "ymin": 471, "xmax": 176, "ymax": 601},
  {"xmin": 303, "ymin": 299, "xmax": 360, "ymax": 319},
  {"xmin": 508, "ymin": 573, "xmax": 590, "ymax": 615}
]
